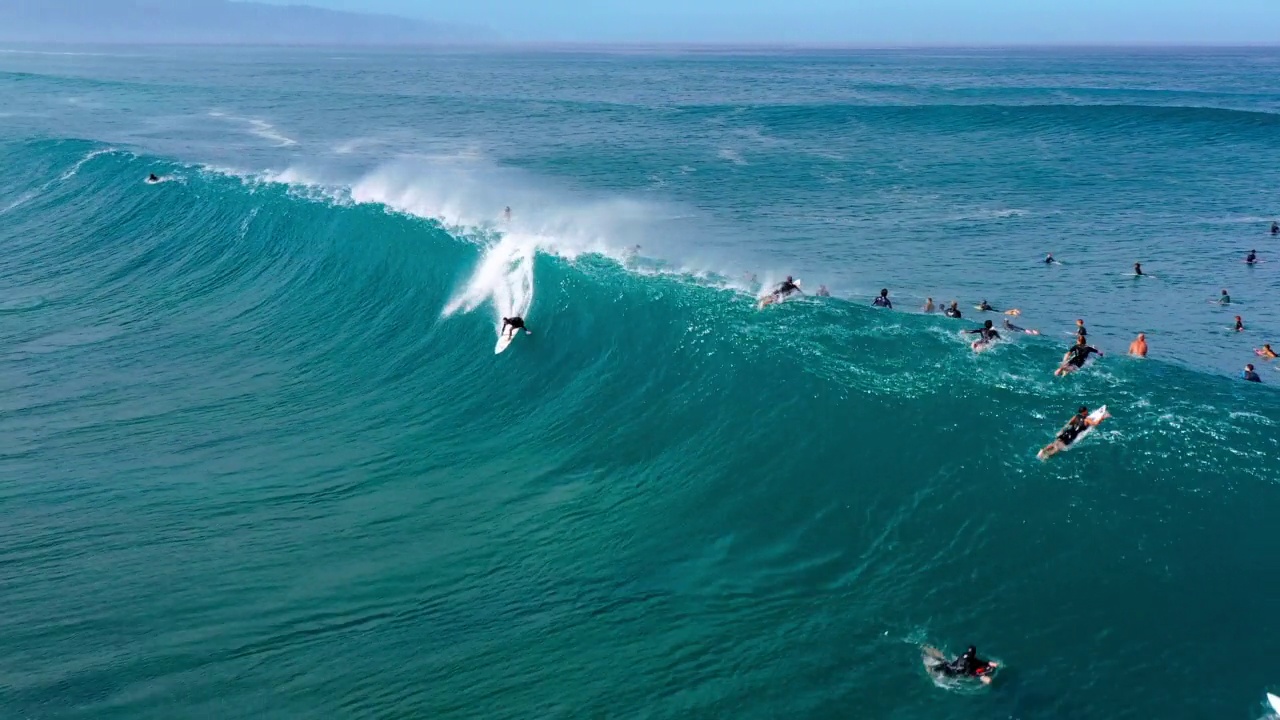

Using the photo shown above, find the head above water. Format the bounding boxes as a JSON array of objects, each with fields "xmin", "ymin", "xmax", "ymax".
[
  {"xmin": 786, "ymin": 276, "xmax": 794, "ymax": 283},
  {"xmin": 880, "ymin": 288, "xmax": 888, "ymax": 297},
  {"xmin": 1078, "ymin": 406, "xmax": 1089, "ymax": 415},
  {"xmin": 1137, "ymin": 332, "xmax": 1146, "ymax": 340},
  {"xmin": 984, "ymin": 319, "xmax": 993, "ymax": 329},
  {"xmin": 1076, "ymin": 319, "xmax": 1084, "ymax": 326},
  {"xmin": 1246, "ymin": 364, "xmax": 1255, "ymax": 371},
  {"xmin": 1222, "ymin": 289, "xmax": 1229, "ymax": 295}
]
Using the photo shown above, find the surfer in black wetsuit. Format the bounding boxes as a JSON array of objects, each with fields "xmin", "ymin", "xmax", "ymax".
[
  {"xmin": 775, "ymin": 276, "xmax": 803, "ymax": 298},
  {"xmin": 872, "ymin": 288, "xmax": 892, "ymax": 308},
  {"xmin": 146, "ymin": 173, "xmax": 160, "ymax": 183},
  {"xmin": 1044, "ymin": 253, "xmax": 1056, "ymax": 264},
  {"xmin": 1271, "ymin": 221, "xmax": 1278, "ymax": 235},
  {"xmin": 1247, "ymin": 250, "xmax": 1257, "ymax": 265},
  {"xmin": 928, "ymin": 646, "xmax": 997, "ymax": 684},
  {"xmin": 964, "ymin": 319, "xmax": 1001, "ymax": 348},
  {"xmin": 1134, "ymin": 262, "xmax": 1144, "ymax": 276},
  {"xmin": 500, "ymin": 316, "xmax": 531, "ymax": 339},
  {"xmin": 1243, "ymin": 364, "xmax": 1262, "ymax": 383},
  {"xmin": 1074, "ymin": 319, "xmax": 1087, "ymax": 339},
  {"xmin": 944, "ymin": 301, "xmax": 962, "ymax": 319},
  {"xmin": 1003, "ymin": 318, "xmax": 1038, "ymax": 335},
  {"xmin": 1055, "ymin": 337, "xmax": 1103, "ymax": 376},
  {"xmin": 1219, "ymin": 289, "xmax": 1231, "ymax": 305}
]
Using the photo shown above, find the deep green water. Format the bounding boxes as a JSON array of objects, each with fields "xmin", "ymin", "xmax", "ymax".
[{"xmin": 2, "ymin": 46, "xmax": 1279, "ymax": 719}]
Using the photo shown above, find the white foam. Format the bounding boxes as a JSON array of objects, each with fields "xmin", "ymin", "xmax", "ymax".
[
  {"xmin": 442, "ymin": 233, "xmax": 536, "ymax": 331},
  {"xmin": 209, "ymin": 111, "xmax": 297, "ymax": 148},
  {"xmin": 60, "ymin": 148, "xmax": 115, "ymax": 181}
]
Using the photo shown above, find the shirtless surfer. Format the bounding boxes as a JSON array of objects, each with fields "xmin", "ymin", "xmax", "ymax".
[{"xmin": 1128, "ymin": 333, "xmax": 1148, "ymax": 356}]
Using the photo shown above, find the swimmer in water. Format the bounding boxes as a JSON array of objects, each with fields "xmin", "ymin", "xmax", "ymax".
[
  {"xmin": 1258, "ymin": 344, "xmax": 1278, "ymax": 359},
  {"xmin": 923, "ymin": 297, "xmax": 935, "ymax": 313},
  {"xmin": 944, "ymin": 301, "xmax": 962, "ymax": 319},
  {"xmin": 1235, "ymin": 316, "xmax": 1244, "ymax": 332},
  {"xmin": 872, "ymin": 288, "xmax": 892, "ymax": 308},
  {"xmin": 1272, "ymin": 221, "xmax": 1279, "ymax": 235},
  {"xmin": 1128, "ymin": 333, "xmax": 1148, "ymax": 356},
  {"xmin": 1044, "ymin": 253, "xmax": 1056, "ymax": 264},
  {"xmin": 500, "ymin": 316, "xmax": 531, "ymax": 339},
  {"xmin": 1243, "ymin": 364, "xmax": 1262, "ymax": 383},
  {"xmin": 964, "ymin": 319, "xmax": 1001, "ymax": 348},
  {"xmin": 926, "ymin": 646, "xmax": 998, "ymax": 685},
  {"xmin": 1246, "ymin": 250, "xmax": 1257, "ymax": 265},
  {"xmin": 1219, "ymin": 289, "xmax": 1231, "ymax": 305},
  {"xmin": 1055, "ymin": 337, "xmax": 1103, "ymax": 376},
  {"xmin": 1133, "ymin": 262, "xmax": 1144, "ymax": 276},
  {"xmin": 1003, "ymin": 318, "xmax": 1039, "ymax": 335}
]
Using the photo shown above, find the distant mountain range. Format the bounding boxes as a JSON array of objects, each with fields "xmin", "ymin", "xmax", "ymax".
[{"xmin": 0, "ymin": 0, "xmax": 495, "ymax": 44}]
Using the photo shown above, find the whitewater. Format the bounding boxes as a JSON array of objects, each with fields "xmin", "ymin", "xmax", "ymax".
[{"xmin": 2, "ymin": 46, "xmax": 1280, "ymax": 720}]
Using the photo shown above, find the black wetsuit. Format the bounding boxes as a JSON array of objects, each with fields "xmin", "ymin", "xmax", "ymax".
[
  {"xmin": 1243, "ymin": 370, "xmax": 1262, "ymax": 383},
  {"xmin": 1056, "ymin": 414, "xmax": 1090, "ymax": 445},
  {"xmin": 1075, "ymin": 325, "xmax": 1087, "ymax": 339},
  {"xmin": 977, "ymin": 302, "xmax": 993, "ymax": 312},
  {"xmin": 776, "ymin": 282, "xmax": 801, "ymax": 298},
  {"xmin": 965, "ymin": 327, "xmax": 1000, "ymax": 343},
  {"xmin": 944, "ymin": 307, "xmax": 962, "ymax": 319},
  {"xmin": 1247, "ymin": 253, "xmax": 1257, "ymax": 265},
  {"xmin": 1003, "ymin": 320, "xmax": 1025, "ymax": 333},
  {"xmin": 502, "ymin": 317, "xmax": 526, "ymax": 334},
  {"xmin": 1272, "ymin": 223, "xmax": 1279, "ymax": 235},
  {"xmin": 873, "ymin": 296, "xmax": 892, "ymax": 309},
  {"xmin": 936, "ymin": 651, "xmax": 994, "ymax": 678},
  {"xmin": 1064, "ymin": 344, "xmax": 1101, "ymax": 369}
]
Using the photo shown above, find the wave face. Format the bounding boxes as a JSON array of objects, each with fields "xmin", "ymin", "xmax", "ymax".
[{"xmin": 3, "ymin": 48, "xmax": 1280, "ymax": 720}]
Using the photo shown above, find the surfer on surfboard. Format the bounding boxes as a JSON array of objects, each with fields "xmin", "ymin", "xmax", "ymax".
[
  {"xmin": 759, "ymin": 276, "xmax": 803, "ymax": 308},
  {"xmin": 1133, "ymin": 262, "xmax": 1144, "ymax": 276},
  {"xmin": 872, "ymin": 288, "xmax": 892, "ymax": 309},
  {"xmin": 500, "ymin": 316, "xmax": 531, "ymax": 339},
  {"xmin": 1039, "ymin": 405, "xmax": 1108, "ymax": 459},
  {"xmin": 923, "ymin": 646, "xmax": 997, "ymax": 684},
  {"xmin": 1003, "ymin": 318, "xmax": 1039, "ymax": 335},
  {"xmin": 944, "ymin": 301, "xmax": 962, "ymax": 319},
  {"xmin": 963, "ymin": 319, "xmax": 1001, "ymax": 349},
  {"xmin": 1055, "ymin": 336, "xmax": 1103, "ymax": 376}
]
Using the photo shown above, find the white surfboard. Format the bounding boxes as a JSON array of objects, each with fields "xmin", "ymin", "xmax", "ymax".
[
  {"xmin": 495, "ymin": 332, "xmax": 515, "ymax": 354},
  {"xmin": 1268, "ymin": 692, "xmax": 1280, "ymax": 715},
  {"xmin": 1068, "ymin": 406, "xmax": 1110, "ymax": 446}
]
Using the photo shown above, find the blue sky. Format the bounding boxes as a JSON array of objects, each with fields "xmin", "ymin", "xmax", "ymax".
[{"xmin": 259, "ymin": 0, "xmax": 1280, "ymax": 43}]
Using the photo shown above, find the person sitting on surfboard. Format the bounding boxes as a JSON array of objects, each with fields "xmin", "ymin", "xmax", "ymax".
[
  {"xmin": 1246, "ymin": 250, "xmax": 1257, "ymax": 265},
  {"xmin": 1242, "ymin": 364, "xmax": 1262, "ymax": 383},
  {"xmin": 1074, "ymin": 319, "xmax": 1087, "ymax": 338},
  {"xmin": 500, "ymin": 316, "xmax": 531, "ymax": 339},
  {"xmin": 964, "ymin": 319, "xmax": 1001, "ymax": 347},
  {"xmin": 1133, "ymin": 262, "xmax": 1144, "ymax": 276},
  {"xmin": 872, "ymin": 288, "xmax": 892, "ymax": 308},
  {"xmin": 976, "ymin": 299, "xmax": 993, "ymax": 312},
  {"xmin": 1128, "ymin": 333, "xmax": 1148, "ymax": 356},
  {"xmin": 1044, "ymin": 253, "xmax": 1056, "ymax": 264},
  {"xmin": 929, "ymin": 646, "xmax": 997, "ymax": 684},
  {"xmin": 1258, "ymin": 344, "xmax": 1278, "ymax": 359},
  {"xmin": 1234, "ymin": 316, "xmax": 1244, "ymax": 332},
  {"xmin": 1055, "ymin": 337, "xmax": 1103, "ymax": 376},
  {"xmin": 1271, "ymin": 221, "xmax": 1278, "ymax": 235},
  {"xmin": 944, "ymin": 301, "xmax": 962, "ymax": 319},
  {"xmin": 1218, "ymin": 289, "xmax": 1231, "ymax": 305}
]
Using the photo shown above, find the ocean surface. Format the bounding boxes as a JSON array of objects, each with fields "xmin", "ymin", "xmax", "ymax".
[{"xmin": 2, "ymin": 45, "xmax": 1280, "ymax": 719}]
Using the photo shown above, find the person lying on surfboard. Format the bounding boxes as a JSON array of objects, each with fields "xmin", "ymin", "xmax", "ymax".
[
  {"xmin": 1258, "ymin": 344, "xmax": 1278, "ymax": 359},
  {"xmin": 924, "ymin": 646, "xmax": 997, "ymax": 684},
  {"xmin": 500, "ymin": 316, "xmax": 531, "ymax": 339},
  {"xmin": 1039, "ymin": 406, "xmax": 1104, "ymax": 458},
  {"xmin": 1003, "ymin": 318, "xmax": 1039, "ymax": 335},
  {"xmin": 1055, "ymin": 337, "xmax": 1103, "ymax": 376}
]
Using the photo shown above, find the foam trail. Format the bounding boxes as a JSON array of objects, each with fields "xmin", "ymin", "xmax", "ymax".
[
  {"xmin": 60, "ymin": 148, "xmax": 115, "ymax": 181},
  {"xmin": 443, "ymin": 233, "xmax": 536, "ymax": 333}
]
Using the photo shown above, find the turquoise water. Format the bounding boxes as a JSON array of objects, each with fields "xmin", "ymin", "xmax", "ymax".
[{"xmin": 2, "ymin": 46, "xmax": 1280, "ymax": 719}]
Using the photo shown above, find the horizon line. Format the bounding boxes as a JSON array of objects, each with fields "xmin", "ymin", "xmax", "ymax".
[{"xmin": 3, "ymin": 40, "xmax": 1280, "ymax": 51}]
